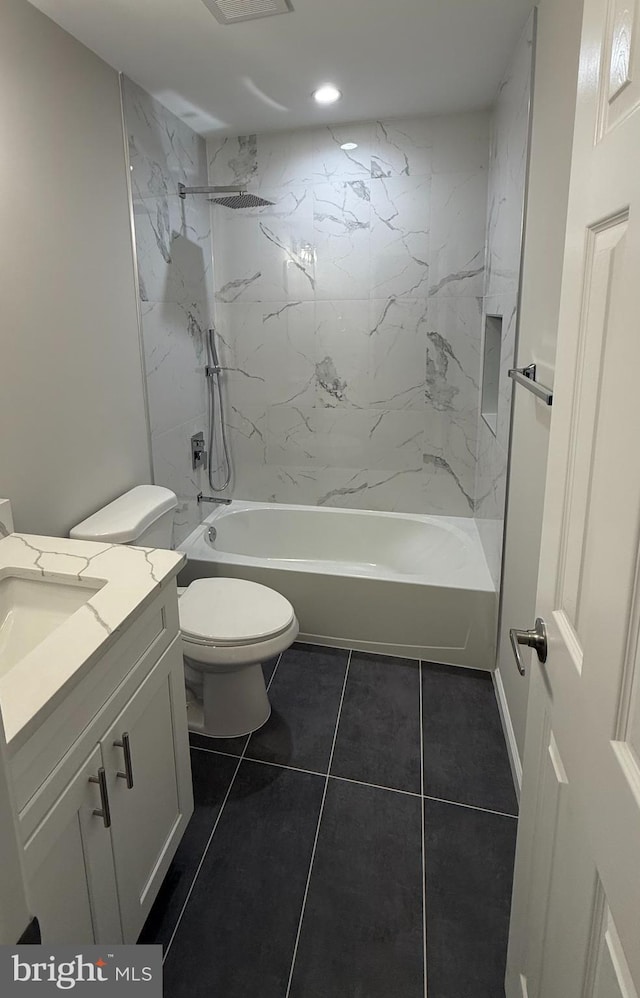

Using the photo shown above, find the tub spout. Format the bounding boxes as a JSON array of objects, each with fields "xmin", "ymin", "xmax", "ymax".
[{"xmin": 197, "ymin": 491, "xmax": 232, "ymax": 506}]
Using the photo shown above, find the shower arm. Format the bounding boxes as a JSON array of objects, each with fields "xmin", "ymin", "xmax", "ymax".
[{"xmin": 178, "ymin": 184, "xmax": 247, "ymax": 198}]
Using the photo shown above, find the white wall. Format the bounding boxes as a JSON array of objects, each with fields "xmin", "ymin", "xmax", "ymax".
[
  {"xmin": 0, "ymin": 0, "xmax": 151, "ymax": 537},
  {"xmin": 494, "ymin": 0, "xmax": 584, "ymax": 780}
]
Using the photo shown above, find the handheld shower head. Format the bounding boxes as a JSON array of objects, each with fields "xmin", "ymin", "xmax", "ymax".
[{"xmin": 206, "ymin": 327, "xmax": 232, "ymax": 493}]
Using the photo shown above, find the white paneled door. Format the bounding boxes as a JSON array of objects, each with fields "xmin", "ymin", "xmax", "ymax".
[{"xmin": 507, "ymin": 0, "xmax": 640, "ymax": 995}]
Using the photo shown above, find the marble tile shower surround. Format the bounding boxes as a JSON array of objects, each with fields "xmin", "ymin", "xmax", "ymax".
[
  {"xmin": 476, "ymin": 14, "xmax": 535, "ymax": 587},
  {"xmin": 122, "ymin": 77, "xmax": 215, "ymax": 545},
  {"xmin": 207, "ymin": 113, "xmax": 490, "ymax": 515}
]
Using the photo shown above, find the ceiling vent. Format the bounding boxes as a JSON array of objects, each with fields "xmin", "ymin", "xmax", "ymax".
[{"xmin": 200, "ymin": 0, "xmax": 293, "ymax": 24}]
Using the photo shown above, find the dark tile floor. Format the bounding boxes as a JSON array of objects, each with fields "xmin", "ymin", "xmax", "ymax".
[{"xmin": 141, "ymin": 643, "xmax": 518, "ymax": 998}]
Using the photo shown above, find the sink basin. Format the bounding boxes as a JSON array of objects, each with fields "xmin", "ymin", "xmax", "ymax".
[{"xmin": 0, "ymin": 574, "xmax": 103, "ymax": 677}]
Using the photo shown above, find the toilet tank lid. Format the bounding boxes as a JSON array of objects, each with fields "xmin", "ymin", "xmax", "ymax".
[{"xmin": 70, "ymin": 486, "xmax": 178, "ymax": 544}]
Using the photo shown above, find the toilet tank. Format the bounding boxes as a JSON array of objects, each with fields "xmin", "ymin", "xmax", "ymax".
[{"xmin": 70, "ymin": 486, "xmax": 178, "ymax": 548}]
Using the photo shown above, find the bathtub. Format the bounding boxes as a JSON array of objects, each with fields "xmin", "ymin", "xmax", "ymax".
[{"xmin": 178, "ymin": 501, "xmax": 498, "ymax": 669}]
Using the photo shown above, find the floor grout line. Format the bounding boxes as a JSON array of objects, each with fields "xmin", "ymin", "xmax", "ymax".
[
  {"xmin": 419, "ymin": 661, "xmax": 428, "ymax": 998},
  {"xmin": 283, "ymin": 649, "xmax": 352, "ymax": 998},
  {"xmin": 191, "ymin": 745, "xmax": 518, "ymax": 821},
  {"xmin": 423, "ymin": 794, "xmax": 518, "ymax": 820},
  {"xmin": 327, "ymin": 773, "xmax": 421, "ymax": 798},
  {"xmin": 188, "ymin": 744, "xmax": 519, "ymax": 818},
  {"xmin": 190, "ymin": 745, "xmax": 246, "ymax": 760},
  {"xmin": 190, "ymin": 742, "xmax": 419, "ymax": 795},
  {"xmin": 164, "ymin": 713, "xmax": 255, "ymax": 963},
  {"xmin": 265, "ymin": 651, "xmax": 283, "ymax": 692},
  {"xmin": 236, "ymin": 755, "xmax": 325, "ymax": 780}
]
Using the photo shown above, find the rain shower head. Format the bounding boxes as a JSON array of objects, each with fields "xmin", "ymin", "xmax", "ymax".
[
  {"xmin": 208, "ymin": 192, "xmax": 274, "ymax": 209},
  {"xmin": 178, "ymin": 183, "xmax": 274, "ymax": 209}
]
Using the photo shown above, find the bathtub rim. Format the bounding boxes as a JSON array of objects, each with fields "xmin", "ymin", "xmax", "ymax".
[{"xmin": 178, "ymin": 499, "xmax": 495, "ymax": 594}]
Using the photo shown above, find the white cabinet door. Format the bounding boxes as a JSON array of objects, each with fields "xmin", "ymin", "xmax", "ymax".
[
  {"xmin": 24, "ymin": 745, "xmax": 122, "ymax": 945},
  {"xmin": 101, "ymin": 638, "xmax": 193, "ymax": 942}
]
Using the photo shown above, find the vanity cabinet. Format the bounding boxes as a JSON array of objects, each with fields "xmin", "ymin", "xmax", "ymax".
[{"xmin": 13, "ymin": 586, "xmax": 193, "ymax": 945}]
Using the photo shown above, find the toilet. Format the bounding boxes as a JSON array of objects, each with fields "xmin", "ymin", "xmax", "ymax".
[{"xmin": 70, "ymin": 485, "xmax": 299, "ymax": 738}]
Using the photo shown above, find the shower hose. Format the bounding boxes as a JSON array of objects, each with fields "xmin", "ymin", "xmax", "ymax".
[{"xmin": 207, "ymin": 326, "xmax": 232, "ymax": 492}]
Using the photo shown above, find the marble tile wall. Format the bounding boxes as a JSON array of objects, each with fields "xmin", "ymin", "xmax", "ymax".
[
  {"xmin": 122, "ymin": 77, "xmax": 214, "ymax": 544},
  {"xmin": 208, "ymin": 113, "xmax": 490, "ymax": 514},
  {"xmin": 476, "ymin": 13, "xmax": 535, "ymax": 586}
]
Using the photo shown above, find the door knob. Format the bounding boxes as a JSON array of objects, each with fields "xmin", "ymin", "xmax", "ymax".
[{"xmin": 509, "ymin": 617, "xmax": 548, "ymax": 676}]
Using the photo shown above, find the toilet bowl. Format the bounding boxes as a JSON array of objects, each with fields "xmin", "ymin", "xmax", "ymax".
[
  {"xmin": 179, "ymin": 577, "xmax": 298, "ymax": 737},
  {"xmin": 70, "ymin": 486, "xmax": 299, "ymax": 738}
]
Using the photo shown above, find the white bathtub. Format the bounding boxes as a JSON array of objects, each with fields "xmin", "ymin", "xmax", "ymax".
[{"xmin": 178, "ymin": 501, "xmax": 497, "ymax": 669}]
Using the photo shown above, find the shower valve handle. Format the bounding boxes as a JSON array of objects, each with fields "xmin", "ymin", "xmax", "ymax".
[{"xmin": 191, "ymin": 432, "xmax": 208, "ymax": 471}]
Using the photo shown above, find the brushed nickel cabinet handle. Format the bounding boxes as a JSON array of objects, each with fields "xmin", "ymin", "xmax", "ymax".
[
  {"xmin": 89, "ymin": 767, "xmax": 111, "ymax": 828},
  {"xmin": 114, "ymin": 732, "xmax": 134, "ymax": 789}
]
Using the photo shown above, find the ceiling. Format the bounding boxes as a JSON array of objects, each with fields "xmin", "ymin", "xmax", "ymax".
[{"xmin": 29, "ymin": 0, "xmax": 533, "ymax": 136}]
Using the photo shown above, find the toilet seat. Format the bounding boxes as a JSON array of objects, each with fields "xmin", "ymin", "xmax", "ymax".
[{"xmin": 178, "ymin": 578, "xmax": 296, "ymax": 648}]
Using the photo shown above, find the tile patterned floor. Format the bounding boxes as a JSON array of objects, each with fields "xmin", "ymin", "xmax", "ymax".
[{"xmin": 140, "ymin": 643, "xmax": 518, "ymax": 998}]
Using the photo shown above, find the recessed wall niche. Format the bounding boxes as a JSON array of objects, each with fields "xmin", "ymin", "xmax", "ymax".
[{"xmin": 481, "ymin": 314, "xmax": 503, "ymax": 436}]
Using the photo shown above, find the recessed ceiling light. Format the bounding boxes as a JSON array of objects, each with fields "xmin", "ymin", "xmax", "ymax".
[
  {"xmin": 340, "ymin": 142, "xmax": 358, "ymax": 151},
  {"xmin": 313, "ymin": 84, "xmax": 342, "ymax": 105}
]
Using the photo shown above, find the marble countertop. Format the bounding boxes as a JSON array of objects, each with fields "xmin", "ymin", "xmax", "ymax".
[{"xmin": 0, "ymin": 530, "xmax": 185, "ymax": 748}]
